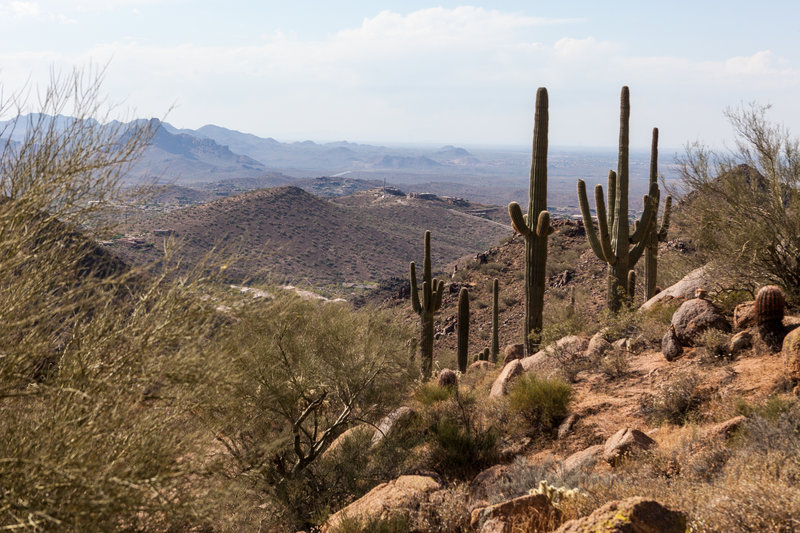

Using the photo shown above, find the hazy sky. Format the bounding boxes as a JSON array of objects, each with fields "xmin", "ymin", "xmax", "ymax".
[{"xmin": 1, "ymin": 1, "xmax": 799, "ymax": 149}]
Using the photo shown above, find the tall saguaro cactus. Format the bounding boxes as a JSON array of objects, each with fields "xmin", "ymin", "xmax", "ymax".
[
  {"xmin": 457, "ymin": 287, "xmax": 469, "ymax": 373},
  {"xmin": 577, "ymin": 86, "xmax": 660, "ymax": 312},
  {"xmin": 410, "ymin": 230, "xmax": 445, "ymax": 379},
  {"xmin": 643, "ymin": 128, "xmax": 672, "ymax": 300},
  {"xmin": 491, "ymin": 278, "xmax": 500, "ymax": 363},
  {"xmin": 508, "ymin": 87, "xmax": 554, "ymax": 356}
]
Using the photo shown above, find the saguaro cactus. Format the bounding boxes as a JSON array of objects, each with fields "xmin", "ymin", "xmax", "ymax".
[
  {"xmin": 491, "ymin": 278, "xmax": 500, "ymax": 363},
  {"xmin": 644, "ymin": 128, "xmax": 673, "ymax": 300},
  {"xmin": 457, "ymin": 287, "xmax": 469, "ymax": 373},
  {"xmin": 410, "ymin": 230, "xmax": 445, "ymax": 379},
  {"xmin": 508, "ymin": 87, "xmax": 554, "ymax": 356},
  {"xmin": 577, "ymin": 86, "xmax": 660, "ymax": 312}
]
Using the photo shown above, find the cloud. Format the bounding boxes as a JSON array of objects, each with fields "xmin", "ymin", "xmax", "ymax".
[{"xmin": 5, "ymin": 1, "xmax": 40, "ymax": 17}]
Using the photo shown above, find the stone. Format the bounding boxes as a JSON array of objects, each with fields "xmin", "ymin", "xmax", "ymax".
[
  {"xmin": 555, "ymin": 497, "xmax": 686, "ymax": 533},
  {"xmin": 469, "ymin": 464, "xmax": 511, "ymax": 501},
  {"xmin": 640, "ymin": 265, "xmax": 709, "ymax": 312},
  {"xmin": 503, "ymin": 343, "xmax": 525, "ymax": 363},
  {"xmin": 733, "ymin": 301, "xmax": 756, "ymax": 329},
  {"xmin": 557, "ymin": 413, "xmax": 578, "ymax": 439},
  {"xmin": 661, "ymin": 326, "xmax": 683, "ymax": 361},
  {"xmin": 603, "ymin": 428, "xmax": 656, "ymax": 465},
  {"xmin": 560, "ymin": 444, "xmax": 603, "ymax": 476},
  {"xmin": 490, "ymin": 359, "xmax": 523, "ymax": 398},
  {"xmin": 612, "ymin": 338, "xmax": 628, "ymax": 351},
  {"xmin": 370, "ymin": 406, "xmax": 417, "ymax": 447},
  {"xmin": 729, "ymin": 330, "xmax": 753, "ymax": 353},
  {"xmin": 586, "ymin": 331, "xmax": 612, "ymax": 359},
  {"xmin": 702, "ymin": 415, "xmax": 746, "ymax": 441},
  {"xmin": 671, "ymin": 297, "xmax": 730, "ymax": 346},
  {"xmin": 322, "ymin": 425, "xmax": 372, "ymax": 461},
  {"xmin": 436, "ymin": 368, "xmax": 458, "ymax": 388},
  {"xmin": 545, "ymin": 335, "xmax": 589, "ymax": 357},
  {"xmin": 783, "ymin": 327, "xmax": 800, "ymax": 385},
  {"xmin": 470, "ymin": 493, "xmax": 559, "ymax": 533},
  {"xmin": 321, "ymin": 475, "xmax": 442, "ymax": 532},
  {"xmin": 469, "ymin": 360, "xmax": 494, "ymax": 373}
]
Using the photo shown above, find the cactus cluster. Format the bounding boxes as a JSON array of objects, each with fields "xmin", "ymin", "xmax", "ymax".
[
  {"xmin": 410, "ymin": 230, "xmax": 445, "ymax": 379},
  {"xmin": 528, "ymin": 480, "xmax": 583, "ymax": 505},
  {"xmin": 508, "ymin": 87, "xmax": 554, "ymax": 355},
  {"xmin": 577, "ymin": 86, "xmax": 661, "ymax": 312}
]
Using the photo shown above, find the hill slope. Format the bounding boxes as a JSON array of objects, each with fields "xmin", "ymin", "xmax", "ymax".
[{"xmin": 118, "ymin": 186, "xmax": 513, "ymax": 287}]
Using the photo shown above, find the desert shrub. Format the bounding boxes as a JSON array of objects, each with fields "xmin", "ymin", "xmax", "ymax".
[
  {"xmin": 597, "ymin": 349, "xmax": 629, "ymax": 379},
  {"xmin": 643, "ymin": 371, "xmax": 704, "ymax": 425},
  {"xmin": 698, "ymin": 328, "xmax": 733, "ymax": 364},
  {"xmin": 422, "ymin": 388, "xmax": 499, "ymax": 478},
  {"xmin": 508, "ymin": 375, "xmax": 572, "ymax": 433},
  {"xmin": 415, "ymin": 381, "xmax": 457, "ymax": 405}
]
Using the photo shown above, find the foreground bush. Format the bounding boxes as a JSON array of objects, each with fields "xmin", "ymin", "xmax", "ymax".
[{"xmin": 508, "ymin": 375, "xmax": 572, "ymax": 433}]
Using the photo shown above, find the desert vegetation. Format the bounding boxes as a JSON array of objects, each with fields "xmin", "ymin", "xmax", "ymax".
[{"xmin": 5, "ymin": 72, "xmax": 800, "ymax": 533}]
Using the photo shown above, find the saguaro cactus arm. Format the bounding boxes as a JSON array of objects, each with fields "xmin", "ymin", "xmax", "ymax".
[
  {"xmin": 508, "ymin": 202, "xmax": 533, "ymax": 237},
  {"xmin": 577, "ymin": 179, "xmax": 615, "ymax": 264},
  {"xmin": 658, "ymin": 196, "xmax": 672, "ymax": 241},
  {"xmin": 410, "ymin": 262, "xmax": 421, "ymax": 314}
]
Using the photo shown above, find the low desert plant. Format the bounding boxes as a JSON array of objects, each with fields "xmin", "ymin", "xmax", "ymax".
[
  {"xmin": 508, "ymin": 375, "xmax": 572, "ymax": 433},
  {"xmin": 643, "ymin": 371, "xmax": 704, "ymax": 425}
]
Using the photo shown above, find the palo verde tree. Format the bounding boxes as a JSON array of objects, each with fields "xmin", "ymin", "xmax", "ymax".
[
  {"xmin": 508, "ymin": 87, "xmax": 553, "ymax": 356},
  {"xmin": 577, "ymin": 86, "xmax": 660, "ymax": 312},
  {"xmin": 675, "ymin": 102, "xmax": 800, "ymax": 302}
]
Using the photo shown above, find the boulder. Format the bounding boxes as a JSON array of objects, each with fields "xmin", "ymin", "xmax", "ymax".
[
  {"xmin": 470, "ymin": 493, "xmax": 559, "ymax": 533},
  {"xmin": 586, "ymin": 331, "xmax": 612, "ymax": 359},
  {"xmin": 733, "ymin": 301, "xmax": 756, "ymax": 329},
  {"xmin": 560, "ymin": 444, "xmax": 603, "ymax": 476},
  {"xmin": 469, "ymin": 464, "xmax": 511, "ymax": 502},
  {"xmin": 503, "ymin": 343, "xmax": 525, "ymax": 363},
  {"xmin": 321, "ymin": 475, "xmax": 442, "ymax": 532},
  {"xmin": 671, "ymin": 297, "xmax": 730, "ymax": 346},
  {"xmin": 661, "ymin": 326, "xmax": 683, "ymax": 361},
  {"xmin": 370, "ymin": 406, "xmax": 417, "ymax": 447},
  {"xmin": 322, "ymin": 425, "xmax": 372, "ymax": 461},
  {"xmin": 640, "ymin": 265, "xmax": 709, "ymax": 312},
  {"xmin": 603, "ymin": 428, "xmax": 656, "ymax": 465},
  {"xmin": 782, "ymin": 327, "xmax": 800, "ymax": 385},
  {"xmin": 729, "ymin": 330, "xmax": 753, "ymax": 353},
  {"xmin": 546, "ymin": 335, "xmax": 589, "ymax": 357},
  {"xmin": 555, "ymin": 497, "xmax": 686, "ymax": 533},
  {"xmin": 490, "ymin": 359, "xmax": 523, "ymax": 398}
]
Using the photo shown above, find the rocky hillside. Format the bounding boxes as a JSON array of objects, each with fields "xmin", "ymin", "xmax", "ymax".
[{"xmin": 116, "ymin": 185, "xmax": 513, "ymax": 287}]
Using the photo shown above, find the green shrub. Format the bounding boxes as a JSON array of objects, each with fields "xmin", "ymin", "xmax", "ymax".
[
  {"xmin": 644, "ymin": 371, "xmax": 704, "ymax": 425},
  {"xmin": 508, "ymin": 376, "xmax": 572, "ymax": 433},
  {"xmin": 415, "ymin": 382, "xmax": 456, "ymax": 406}
]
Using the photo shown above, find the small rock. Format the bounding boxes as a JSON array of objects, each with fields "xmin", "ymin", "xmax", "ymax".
[
  {"xmin": 468, "ymin": 360, "xmax": 493, "ymax": 373},
  {"xmin": 470, "ymin": 493, "xmax": 559, "ymax": 533},
  {"xmin": 612, "ymin": 338, "xmax": 628, "ymax": 351},
  {"xmin": 640, "ymin": 265, "xmax": 709, "ymax": 312},
  {"xmin": 603, "ymin": 428, "xmax": 656, "ymax": 465},
  {"xmin": 555, "ymin": 497, "xmax": 686, "ymax": 533},
  {"xmin": 371, "ymin": 406, "xmax": 417, "ymax": 447},
  {"xmin": 503, "ymin": 343, "xmax": 524, "ymax": 363},
  {"xmin": 733, "ymin": 301, "xmax": 756, "ymax": 329},
  {"xmin": 702, "ymin": 415, "xmax": 746, "ymax": 441},
  {"xmin": 586, "ymin": 331, "xmax": 612, "ymax": 358},
  {"xmin": 557, "ymin": 413, "xmax": 578, "ymax": 439},
  {"xmin": 783, "ymin": 327, "xmax": 800, "ymax": 385},
  {"xmin": 662, "ymin": 326, "xmax": 683, "ymax": 361},
  {"xmin": 469, "ymin": 464, "xmax": 511, "ymax": 501},
  {"xmin": 489, "ymin": 359, "xmax": 523, "ymax": 398},
  {"xmin": 561, "ymin": 444, "xmax": 603, "ymax": 476},
  {"xmin": 729, "ymin": 330, "xmax": 753, "ymax": 353}
]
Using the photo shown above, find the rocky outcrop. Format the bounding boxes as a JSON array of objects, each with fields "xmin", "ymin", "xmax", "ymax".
[
  {"xmin": 586, "ymin": 331, "xmax": 611, "ymax": 359},
  {"xmin": 640, "ymin": 265, "xmax": 709, "ymax": 312},
  {"xmin": 783, "ymin": 327, "xmax": 800, "ymax": 386},
  {"xmin": 555, "ymin": 497, "xmax": 686, "ymax": 533},
  {"xmin": 322, "ymin": 475, "xmax": 442, "ymax": 532},
  {"xmin": 503, "ymin": 343, "xmax": 524, "ymax": 363},
  {"xmin": 733, "ymin": 301, "xmax": 756, "ymax": 329},
  {"xmin": 470, "ymin": 493, "xmax": 560, "ymax": 533},
  {"xmin": 561, "ymin": 444, "xmax": 603, "ymax": 476}
]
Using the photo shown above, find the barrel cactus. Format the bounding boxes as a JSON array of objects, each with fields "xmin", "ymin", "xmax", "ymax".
[{"xmin": 755, "ymin": 285, "xmax": 786, "ymax": 349}]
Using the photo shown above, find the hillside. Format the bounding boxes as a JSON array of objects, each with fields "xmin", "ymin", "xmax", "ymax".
[{"xmin": 117, "ymin": 185, "xmax": 513, "ymax": 287}]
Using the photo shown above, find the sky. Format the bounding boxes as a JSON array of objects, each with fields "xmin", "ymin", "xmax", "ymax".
[{"xmin": 1, "ymin": 1, "xmax": 799, "ymax": 149}]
